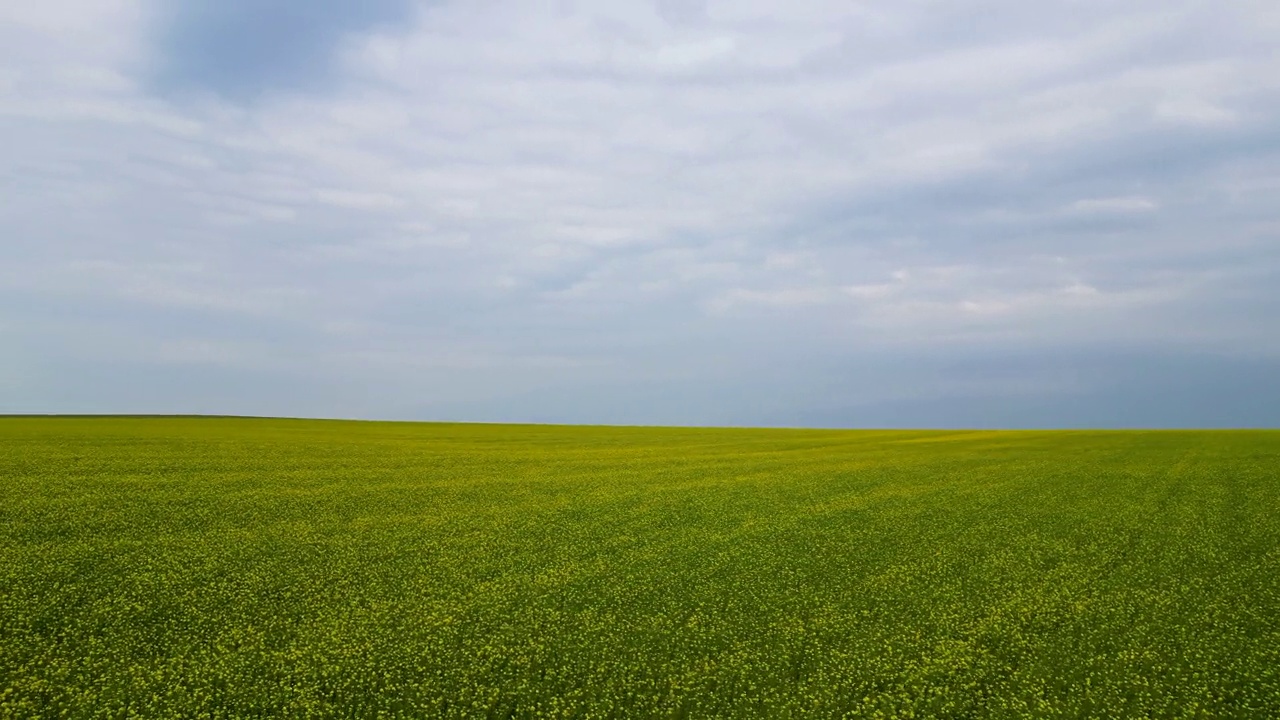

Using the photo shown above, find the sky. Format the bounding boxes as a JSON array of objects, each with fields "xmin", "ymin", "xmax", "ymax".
[{"xmin": 2, "ymin": 0, "xmax": 1278, "ymax": 427}]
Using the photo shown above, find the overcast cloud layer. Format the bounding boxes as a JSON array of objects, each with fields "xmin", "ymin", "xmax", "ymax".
[{"xmin": 2, "ymin": 0, "xmax": 1278, "ymax": 426}]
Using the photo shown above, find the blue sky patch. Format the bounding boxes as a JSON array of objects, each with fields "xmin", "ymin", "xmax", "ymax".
[{"xmin": 152, "ymin": 0, "xmax": 417, "ymax": 101}]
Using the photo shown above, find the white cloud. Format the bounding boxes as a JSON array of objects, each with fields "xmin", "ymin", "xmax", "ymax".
[
  {"xmin": 314, "ymin": 189, "xmax": 403, "ymax": 210},
  {"xmin": 1069, "ymin": 196, "xmax": 1160, "ymax": 214},
  {"xmin": 654, "ymin": 35, "xmax": 736, "ymax": 68}
]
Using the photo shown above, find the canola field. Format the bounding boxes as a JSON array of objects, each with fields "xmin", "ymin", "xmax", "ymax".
[{"xmin": 2, "ymin": 417, "xmax": 1279, "ymax": 718}]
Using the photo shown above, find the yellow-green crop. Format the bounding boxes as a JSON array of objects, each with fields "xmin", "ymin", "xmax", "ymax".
[{"xmin": 2, "ymin": 417, "xmax": 1278, "ymax": 718}]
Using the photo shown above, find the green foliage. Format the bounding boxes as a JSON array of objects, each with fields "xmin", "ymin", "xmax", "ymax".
[{"xmin": 2, "ymin": 418, "xmax": 1278, "ymax": 718}]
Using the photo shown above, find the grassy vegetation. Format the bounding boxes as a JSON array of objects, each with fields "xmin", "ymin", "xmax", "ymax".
[{"xmin": 2, "ymin": 417, "xmax": 1279, "ymax": 718}]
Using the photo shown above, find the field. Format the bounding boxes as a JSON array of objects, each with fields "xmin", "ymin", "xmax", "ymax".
[{"xmin": 2, "ymin": 418, "xmax": 1279, "ymax": 718}]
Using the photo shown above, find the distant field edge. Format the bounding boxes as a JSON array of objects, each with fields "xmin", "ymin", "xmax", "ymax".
[{"xmin": 0, "ymin": 414, "xmax": 1275, "ymax": 432}]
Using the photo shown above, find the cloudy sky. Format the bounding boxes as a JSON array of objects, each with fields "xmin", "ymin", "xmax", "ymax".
[{"xmin": 2, "ymin": 0, "xmax": 1278, "ymax": 427}]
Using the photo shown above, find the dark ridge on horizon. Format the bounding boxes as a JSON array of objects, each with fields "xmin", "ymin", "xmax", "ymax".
[{"xmin": 2, "ymin": 415, "xmax": 1274, "ymax": 432}]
